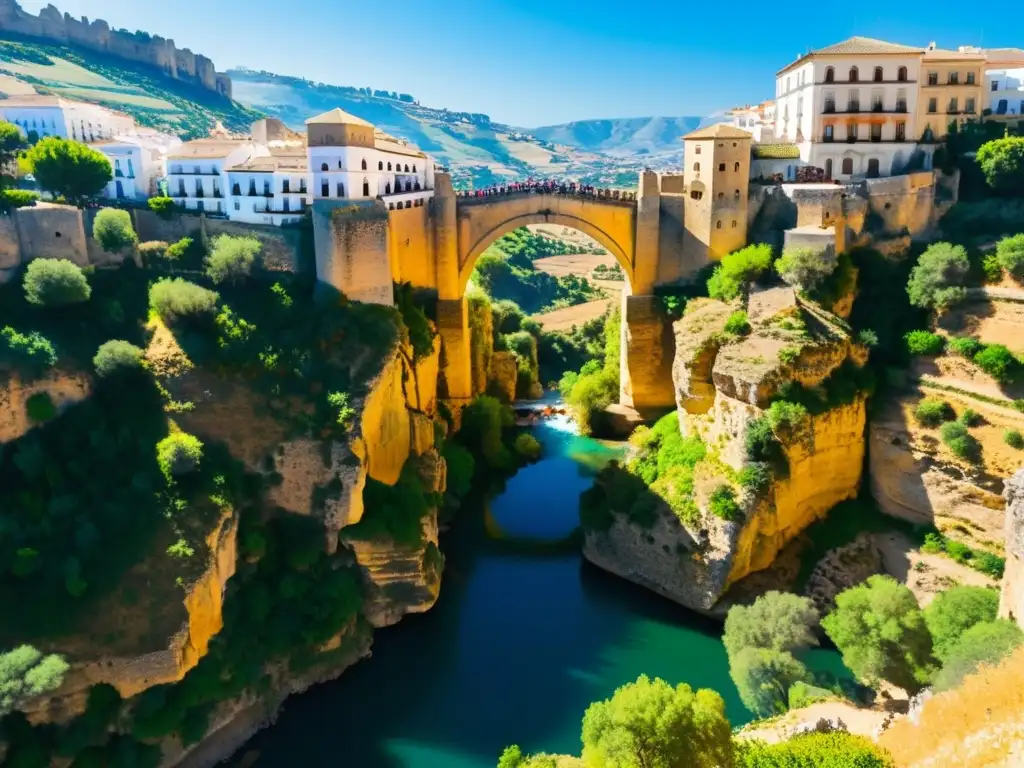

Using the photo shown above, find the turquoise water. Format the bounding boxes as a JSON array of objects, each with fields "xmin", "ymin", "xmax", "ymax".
[{"xmin": 241, "ymin": 415, "xmax": 846, "ymax": 768}]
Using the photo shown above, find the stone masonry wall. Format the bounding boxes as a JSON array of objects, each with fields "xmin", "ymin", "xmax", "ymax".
[{"xmin": 1000, "ymin": 470, "xmax": 1024, "ymax": 627}]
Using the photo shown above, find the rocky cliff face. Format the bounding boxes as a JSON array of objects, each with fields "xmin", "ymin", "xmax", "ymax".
[
  {"xmin": 0, "ymin": 0, "xmax": 232, "ymax": 97},
  {"xmin": 1000, "ymin": 470, "xmax": 1024, "ymax": 626},
  {"xmin": 0, "ymin": 367, "xmax": 90, "ymax": 443},
  {"xmin": 583, "ymin": 288, "xmax": 868, "ymax": 610}
]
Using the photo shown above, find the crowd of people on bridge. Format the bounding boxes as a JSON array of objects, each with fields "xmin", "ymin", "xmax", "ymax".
[{"xmin": 457, "ymin": 180, "xmax": 637, "ymax": 202}]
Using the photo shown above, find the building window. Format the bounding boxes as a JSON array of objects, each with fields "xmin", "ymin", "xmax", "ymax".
[
  {"xmin": 731, "ymin": 220, "xmax": 738, "ymax": 228},
  {"xmin": 825, "ymin": 158, "xmax": 833, "ymax": 179},
  {"xmin": 362, "ymin": 178, "xmax": 370, "ymax": 197},
  {"xmin": 716, "ymin": 220, "xmax": 722, "ymax": 229},
  {"xmin": 848, "ymin": 89, "xmax": 860, "ymax": 112},
  {"xmin": 389, "ymin": 203, "xmax": 395, "ymax": 210},
  {"xmin": 842, "ymin": 158, "xmax": 853, "ymax": 175},
  {"xmin": 690, "ymin": 190, "xmax": 702, "ymax": 200},
  {"xmin": 966, "ymin": 97, "xmax": 976, "ymax": 114},
  {"xmin": 234, "ymin": 200, "xmax": 241, "ymax": 211},
  {"xmin": 786, "ymin": 77, "xmax": 790, "ymax": 92},
  {"xmin": 897, "ymin": 66, "xmax": 908, "ymax": 82},
  {"xmin": 992, "ymin": 80, "xmax": 999, "ymax": 92},
  {"xmin": 867, "ymin": 158, "xmax": 880, "ymax": 178},
  {"xmin": 320, "ymin": 162, "xmax": 328, "ymax": 172},
  {"xmin": 966, "ymin": 72, "xmax": 975, "ymax": 85},
  {"xmin": 378, "ymin": 161, "xmax": 384, "ymax": 170},
  {"xmin": 927, "ymin": 71, "xmax": 938, "ymax": 86},
  {"xmin": 361, "ymin": 159, "xmax": 367, "ymax": 170},
  {"xmin": 870, "ymin": 124, "xmax": 882, "ymax": 142},
  {"xmin": 413, "ymin": 165, "xmax": 417, "ymax": 173},
  {"xmin": 283, "ymin": 180, "xmax": 290, "ymax": 193},
  {"xmin": 734, "ymin": 189, "xmax": 740, "ymax": 199},
  {"xmin": 873, "ymin": 66, "xmax": 883, "ymax": 82},
  {"xmin": 849, "ymin": 66, "xmax": 859, "ymax": 82},
  {"xmin": 337, "ymin": 182, "xmax": 344, "ymax": 197},
  {"xmin": 718, "ymin": 163, "xmax": 725, "ymax": 171},
  {"xmin": 404, "ymin": 164, "xmax": 410, "ymax": 172},
  {"xmin": 263, "ymin": 179, "xmax": 271, "ymax": 194},
  {"xmin": 321, "ymin": 181, "xmax": 329, "ymax": 197},
  {"xmin": 928, "ymin": 98, "xmax": 937, "ymax": 113},
  {"xmin": 847, "ymin": 123, "xmax": 858, "ymax": 141},
  {"xmin": 387, "ymin": 162, "xmax": 392, "ymax": 171},
  {"xmin": 824, "ymin": 66, "xmax": 835, "ymax": 83},
  {"xmin": 338, "ymin": 160, "xmax": 342, "ymax": 169},
  {"xmin": 896, "ymin": 121, "xmax": 906, "ymax": 141},
  {"xmin": 824, "ymin": 124, "xmax": 834, "ymax": 142},
  {"xmin": 695, "ymin": 146, "xmax": 701, "ymax": 154},
  {"xmin": 949, "ymin": 97, "xmax": 959, "ymax": 113},
  {"xmin": 734, "ymin": 161, "xmax": 740, "ymax": 171},
  {"xmin": 385, "ymin": 182, "xmax": 391, "ymax": 194},
  {"xmin": 717, "ymin": 192, "xmax": 724, "ymax": 200},
  {"xmin": 948, "ymin": 72, "xmax": 959, "ymax": 85},
  {"xmin": 693, "ymin": 162, "xmax": 700, "ymax": 172}
]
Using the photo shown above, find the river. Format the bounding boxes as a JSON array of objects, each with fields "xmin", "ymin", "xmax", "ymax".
[{"xmin": 240, "ymin": 411, "xmax": 846, "ymax": 767}]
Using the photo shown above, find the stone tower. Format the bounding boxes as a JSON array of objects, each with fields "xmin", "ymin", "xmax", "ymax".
[{"xmin": 681, "ymin": 124, "xmax": 752, "ymax": 264}]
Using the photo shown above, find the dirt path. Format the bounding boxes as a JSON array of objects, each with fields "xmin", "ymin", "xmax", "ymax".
[
  {"xmin": 533, "ymin": 299, "xmax": 612, "ymax": 331},
  {"xmin": 737, "ymin": 701, "xmax": 890, "ymax": 745}
]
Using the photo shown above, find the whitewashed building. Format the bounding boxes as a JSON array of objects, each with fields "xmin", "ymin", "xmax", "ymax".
[
  {"xmin": 773, "ymin": 37, "xmax": 924, "ymax": 180},
  {"xmin": 94, "ymin": 129, "xmax": 182, "ymax": 201},
  {"xmin": 166, "ymin": 139, "xmax": 263, "ymax": 216},
  {"xmin": 227, "ymin": 145, "xmax": 310, "ymax": 226},
  {"xmin": 306, "ymin": 108, "xmax": 435, "ymax": 210},
  {"xmin": 0, "ymin": 94, "xmax": 136, "ymax": 143},
  {"xmin": 976, "ymin": 47, "xmax": 1024, "ymax": 117},
  {"xmin": 729, "ymin": 102, "xmax": 776, "ymax": 143}
]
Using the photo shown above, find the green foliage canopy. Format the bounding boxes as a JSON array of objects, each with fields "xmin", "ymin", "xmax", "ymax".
[
  {"xmin": 976, "ymin": 136, "xmax": 1024, "ymax": 195},
  {"xmin": 923, "ymin": 585, "xmax": 999, "ymax": 662},
  {"xmin": 23, "ymin": 258, "xmax": 91, "ymax": 307},
  {"xmin": 0, "ymin": 645, "xmax": 69, "ymax": 715},
  {"xmin": 92, "ymin": 208, "xmax": 138, "ymax": 253},
  {"xmin": 205, "ymin": 234, "xmax": 260, "ymax": 284},
  {"xmin": 93, "ymin": 339, "xmax": 146, "ymax": 378},
  {"xmin": 775, "ymin": 247, "xmax": 837, "ymax": 292},
  {"xmin": 25, "ymin": 136, "xmax": 112, "ymax": 204},
  {"xmin": 707, "ymin": 244, "xmax": 774, "ymax": 301},
  {"xmin": 906, "ymin": 242, "xmax": 969, "ymax": 311},
  {"xmin": 932, "ymin": 619, "xmax": 1024, "ymax": 691}
]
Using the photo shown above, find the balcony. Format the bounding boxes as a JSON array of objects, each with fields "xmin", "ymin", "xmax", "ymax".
[
  {"xmin": 254, "ymin": 203, "xmax": 307, "ymax": 215},
  {"xmin": 847, "ymin": 102, "xmax": 860, "ymax": 113},
  {"xmin": 896, "ymin": 101, "xmax": 907, "ymax": 113},
  {"xmin": 871, "ymin": 102, "xmax": 885, "ymax": 113},
  {"xmin": 169, "ymin": 168, "xmax": 220, "ymax": 176},
  {"xmin": 194, "ymin": 190, "xmax": 205, "ymax": 199},
  {"xmin": 823, "ymin": 101, "xmax": 836, "ymax": 114},
  {"xmin": 171, "ymin": 190, "xmax": 187, "ymax": 199},
  {"xmin": 212, "ymin": 190, "xmax": 223, "ymax": 199}
]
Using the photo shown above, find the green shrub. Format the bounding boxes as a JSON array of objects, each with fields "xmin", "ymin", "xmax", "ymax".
[
  {"xmin": 0, "ymin": 326, "xmax": 57, "ymax": 374},
  {"xmin": 995, "ymin": 234, "xmax": 1024, "ymax": 279},
  {"xmin": 856, "ymin": 329, "xmax": 879, "ymax": 348},
  {"xmin": 0, "ymin": 189, "xmax": 39, "ymax": 212},
  {"xmin": 394, "ymin": 283, "xmax": 435, "ymax": 360},
  {"xmin": 93, "ymin": 340, "xmax": 145, "ymax": 378},
  {"xmin": 345, "ymin": 460, "xmax": 431, "ymax": 547},
  {"xmin": 0, "ymin": 646, "xmax": 69, "ymax": 715},
  {"xmin": 976, "ymin": 136, "xmax": 1024, "ymax": 195},
  {"xmin": 147, "ymin": 196, "xmax": 177, "ymax": 219},
  {"xmin": 973, "ymin": 343, "xmax": 1018, "ymax": 383},
  {"xmin": 514, "ymin": 433, "xmax": 542, "ymax": 462},
  {"xmin": 707, "ymin": 243, "xmax": 774, "ymax": 300},
  {"xmin": 23, "ymin": 258, "xmax": 91, "ymax": 306},
  {"xmin": 25, "ymin": 391, "xmax": 55, "ymax": 423},
  {"xmin": 933, "ymin": 620, "xmax": 1024, "ymax": 691},
  {"xmin": 787, "ymin": 681, "xmax": 834, "ymax": 710},
  {"xmin": 442, "ymin": 441, "xmax": 475, "ymax": 500},
  {"xmin": 775, "ymin": 246, "xmax": 838, "ymax": 292},
  {"xmin": 724, "ymin": 591, "xmax": 819, "ymax": 659},
  {"xmin": 778, "ymin": 346, "xmax": 800, "ymax": 364},
  {"xmin": 737, "ymin": 731, "xmax": 895, "ymax": 767},
  {"xmin": 906, "ymin": 242, "xmax": 970, "ymax": 310},
  {"xmin": 914, "ymin": 397, "xmax": 953, "ymax": 427},
  {"xmin": 939, "ymin": 421, "xmax": 981, "ymax": 462},
  {"xmin": 924, "ymin": 585, "xmax": 999, "ymax": 661},
  {"xmin": 724, "ymin": 310, "xmax": 751, "ymax": 336},
  {"xmin": 738, "ymin": 462, "xmax": 771, "ymax": 493},
  {"xmin": 730, "ymin": 646, "xmax": 810, "ymax": 717},
  {"xmin": 982, "ymin": 253, "xmax": 1003, "ymax": 282},
  {"xmin": 947, "ymin": 336, "xmax": 983, "ymax": 358},
  {"xmin": 137, "ymin": 240, "xmax": 169, "ymax": 268},
  {"xmin": 971, "ymin": 550, "xmax": 1005, "ymax": 578},
  {"xmin": 708, "ymin": 484, "xmax": 741, "ymax": 521},
  {"xmin": 958, "ymin": 407, "xmax": 983, "ymax": 427},
  {"xmin": 92, "ymin": 208, "xmax": 138, "ymax": 253},
  {"xmin": 921, "ymin": 532, "xmax": 946, "ymax": 554},
  {"xmin": 904, "ymin": 330, "xmax": 945, "ymax": 356},
  {"xmin": 943, "ymin": 538, "xmax": 972, "ymax": 564},
  {"xmin": 1005, "ymin": 429, "xmax": 1024, "ymax": 449},
  {"xmin": 165, "ymin": 236, "xmax": 194, "ymax": 262},
  {"xmin": 205, "ymin": 234, "xmax": 260, "ymax": 284},
  {"xmin": 156, "ymin": 432, "xmax": 203, "ymax": 480},
  {"xmin": 149, "ymin": 278, "xmax": 219, "ymax": 324}
]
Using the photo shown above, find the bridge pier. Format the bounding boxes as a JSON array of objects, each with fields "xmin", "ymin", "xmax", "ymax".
[
  {"xmin": 435, "ymin": 296, "xmax": 473, "ymax": 406},
  {"xmin": 619, "ymin": 292, "xmax": 676, "ymax": 414}
]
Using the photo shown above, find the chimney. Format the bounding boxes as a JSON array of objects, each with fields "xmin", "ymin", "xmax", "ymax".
[{"xmin": 927, "ymin": 41, "xmax": 937, "ymax": 50}]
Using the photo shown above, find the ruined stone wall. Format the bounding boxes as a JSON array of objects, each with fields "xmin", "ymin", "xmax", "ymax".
[
  {"xmin": 14, "ymin": 203, "xmax": 88, "ymax": 265},
  {"xmin": 0, "ymin": 0, "xmax": 232, "ymax": 97},
  {"xmin": 1000, "ymin": 470, "xmax": 1024, "ymax": 627}
]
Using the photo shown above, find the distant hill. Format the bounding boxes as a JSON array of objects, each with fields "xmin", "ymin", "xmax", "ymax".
[{"xmin": 528, "ymin": 117, "xmax": 705, "ymax": 158}]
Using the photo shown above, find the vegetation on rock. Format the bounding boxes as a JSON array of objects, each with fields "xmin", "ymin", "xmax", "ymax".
[
  {"xmin": 976, "ymin": 135, "xmax": 1024, "ymax": 195},
  {"xmin": 0, "ymin": 646, "xmax": 69, "ymax": 716},
  {"xmin": 932, "ymin": 620, "xmax": 1024, "ymax": 692},
  {"xmin": 923, "ymin": 585, "xmax": 999, "ymax": 662},
  {"xmin": 906, "ymin": 242, "xmax": 969, "ymax": 311},
  {"xmin": 25, "ymin": 136, "xmax": 112, "ymax": 204},
  {"xmin": 775, "ymin": 246, "xmax": 837, "ymax": 293},
  {"xmin": 93, "ymin": 339, "xmax": 146, "ymax": 378},
  {"xmin": 205, "ymin": 234, "xmax": 261, "ymax": 285},
  {"xmin": 23, "ymin": 258, "xmax": 91, "ymax": 306},
  {"xmin": 707, "ymin": 243, "xmax": 774, "ymax": 301},
  {"xmin": 92, "ymin": 208, "xmax": 139, "ymax": 253}
]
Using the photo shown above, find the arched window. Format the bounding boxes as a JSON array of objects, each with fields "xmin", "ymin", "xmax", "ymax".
[
  {"xmin": 361, "ymin": 159, "xmax": 367, "ymax": 170},
  {"xmin": 379, "ymin": 161, "xmax": 384, "ymax": 170},
  {"xmin": 897, "ymin": 66, "xmax": 908, "ymax": 82},
  {"xmin": 385, "ymin": 182, "xmax": 391, "ymax": 194},
  {"xmin": 841, "ymin": 157, "xmax": 853, "ymax": 175},
  {"xmin": 734, "ymin": 189, "xmax": 741, "ymax": 199},
  {"xmin": 873, "ymin": 66, "xmax": 883, "ymax": 82},
  {"xmin": 389, "ymin": 203, "xmax": 395, "ymax": 210},
  {"xmin": 731, "ymin": 220, "xmax": 738, "ymax": 228},
  {"xmin": 716, "ymin": 220, "xmax": 722, "ymax": 229},
  {"xmin": 387, "ymin": 162, "xmax": 392, "ymax": 171},
  {"xmin": 362, "ymin": 178, "xmax": 370, "ymax": 197},
  {"xmin": 693, "ymin": 162, "xmax": 700, "ymax": 172},
  {"xmin": 825, "ymin": 66, "xmax": 835, "ymax": 83},
  {"xmin": 849, "ymin": 66, "xmax": 859, "ymax": 82},
  {"xmin": 404, "ymin": 164, "xmax": 410, "ymax": 172},
  {"xmin": 320, "ymin": 162, "xmax": 328, "ymax": 172},
  {"xmin": 734, "ymin": 161, "xmax": 740, "ymax": 171},
  {"xmin": 337, "ymin": 181, "xmax": 344, "ymax": 197},
  {"xmin": 321, "ymin": 181, "xmax": 329, "ymax": 197},
  {"xmin": 412, "ymin": 165, "xmax": 416, "ymax": 173}
]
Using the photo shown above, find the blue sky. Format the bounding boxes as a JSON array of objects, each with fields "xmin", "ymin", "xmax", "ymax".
[{"xmin": 21, "ymin": 0, "xmax": 1020, "ymax": 126}]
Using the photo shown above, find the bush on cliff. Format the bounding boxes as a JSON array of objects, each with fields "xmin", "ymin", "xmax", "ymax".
[
  {"xmin": 23, "ymin": 258, "xmax": 91, "ymax": 307},
  {"xmin": 148, "ymin": 278, "xmax": 218, "ymax": 325},
  {"xmin": 92, "ymin": 208, "xmax": 138, "ymax": 253},
  {"xmin": 708, "ymin": 484, "xmax": 741, "ymax": 521},
  {"xmin": 947, "ymin": 336, "xmax": 983, "ymax": 358},
  {"xmin": 730, "ymin": 647, "xmax": 812, "ymax": 717},
  {"xmin": 737, "ymin": 731, "xmax": 895, "ymax": 768},
  {"xmin": 563, "ymin": 308, "xmax": 621, "ymax": 433},
  {"xmin": 939, "ymin": 420, "xmax": 982, "ymax": 462},
  {"xmin": 724, "ymin": 310, "xmax": 751, "ymax": 336},
  {"xmin": 707, "ymin": 243, "xmax": 774, "ymax": 301},
  {"xmin": 156, "ymin": 432, "xmax": 203, "ymax": 480},
  {"xmin": 25, "ymin": 136, "xmax": 111, "ymax": 205},
  {"xmin": 580, "ymin": 675, "xmax": 734, "ymax": 768},
  {"xmin": 822, "ymin": 575, "xmax": 935, "ymax": 693},
  {"xmin": 93, "ymin": 339, "xmax": 145, "ymax": 378},
  {"xmin": 933, "ymin": 619, "xmax": 1024, "ymax": 692},
  {"xmin": 0, "ymin": 189, "xmax": 39, "ymax": 212},
  {"xmin": 973, "ymin": 343, "xmax": 1018, "ymax": 383},
  {"xmin": 995, "ymin": 234, "xmax": 1024, "ymax": 278},
  {"xmin": 904, "ymin": 329, "xmax": 945, "ymax": 356},
  {"xmin": 394, "ymin": 282, "xmax": 436, "ymax": 360},
  {"xmin": 344, "ymin": 458, "xmax": 432, "ymax": 548},
  {"xmin": 147, "ymin": 196, "xmax": 177, "ymax": 219},
  {"xmin": 0, "ymin": 645, "xmax": 69, "ymax": 716},
  {"xmin": 924, "ymin": 585, "xmax": 999, "ymax": 662},
  {"xmin": 775, "ymin": 246, "xmax": 837, "ymax": 293},
  {"xmin": 459, "ymin": 395, "xmax": 514, "ymax": 470},
  {"xmin": 513, "ymin": 433, "xmax": 542, "ymax": 462},
  {"xmin": 906, "ymin": 242, "xmax": 970, "ymax": 311},
  {"xmin": 0, "ymin": 326, "xmax": 57, "ymax": 375},
  {"xmin": 976, "ymin": 135, "xmax": 1024, "ymax": 195},
  {"xmin": 914, "ymin": 397, "xmax": 953, "ymax": 427},
  {"xmin": 205, "ymin": 234, "xmax": 260, "ymax": 285}
]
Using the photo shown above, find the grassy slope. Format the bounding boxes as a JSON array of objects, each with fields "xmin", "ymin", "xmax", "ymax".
[{"xmin": 0, "ymin": 34, "xmax": 264, "ymax": 139}]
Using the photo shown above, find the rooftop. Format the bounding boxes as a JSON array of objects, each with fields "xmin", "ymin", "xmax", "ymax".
[
  {"xmin": 228, "ymin": 147, "xmax": 308, "ymax": 173},
  {"xmin": 778, "ymin": 36, "xmax": 924, "ymax": 75},
  {"xmin": 752, "ymin": 143, "xmax": 801, "ymax": 159},
  {"xmin": 923, "ymin": 47, "xmax": 985, "ymax": 61},
  {"xmin": 982, "ymin": 47, "xmax": 1024, "ymax": 66},
  {"xmin": 167, "ymin": 138, "xmax": 252, "ymax": 159},
  {"xmin": 683, "ymin": 123, "xmax": 754, "ymax": 141},
  {"xmin": 0, "ymin": 93, "xmax": 62, "ymax": 107},
  {"xmin": 305, "ymin": 107, "xmax": 373, "ymax": 127}
]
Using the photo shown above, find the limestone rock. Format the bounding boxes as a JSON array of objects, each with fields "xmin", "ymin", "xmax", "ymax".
[
  {"xmin": 1000, "ymin": 470, "xmax": 1024, "ymax": 626},
  {"xmin": 0, "ymin": 368, "xmax": 91, "ymax": 443},
  {"xmin": 804, "ymin": 533, "xmax": 882, "ymax": 615},
  {"xmin": 672, "ymin": 299, "xmax": 732, "ymax": 415},
  {"xmin": 489, "ymin": 350, "xmax": 518, "ymax": 403}
]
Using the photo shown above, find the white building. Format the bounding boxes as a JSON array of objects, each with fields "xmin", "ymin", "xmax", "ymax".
[
  {"xmin": 166, "ymin": 139, "xmax": 263, "ymax": 216},
  {"xmin": 0, "ymin": 94, "xmax": 136, "ymax": 143},
  {"xmin": 227, "ymin": 145, "xmax": 310, "ymax": 226},
  {"xmin": 306, "ymin": 108, "xmax": 435, "ymax": 210},
  {"xmin": 773, "ymin": 37, "xmax": 924, "ymax": 180},
  {"xmin": 94, "ymin": 129, "xmax": 182, "ymax": 201},
  {"xmin": 976, "ymin": 47, "xmax": 1024, "ymax": 117},
  {"xmin": 729, "ymin": 102, "xmax": 776, "ymax": 143}
]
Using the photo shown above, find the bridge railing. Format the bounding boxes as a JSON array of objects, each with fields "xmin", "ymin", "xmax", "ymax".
[{"xmin": 455, "ymin": 185, "xmax": 638, "ymax": 207}]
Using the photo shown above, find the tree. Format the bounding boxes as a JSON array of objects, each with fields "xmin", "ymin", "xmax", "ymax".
[
  {"xmin": 92, "ymin": 208, "xmax": 138, "ymax": 253},
  {"xmin": 976, "ymin": 136, "xmax": 1024, "ymax": 195},
  {"xmin": 933, "ymin": 619, "xmax": 1024, "ymax": 691},
  {"xmin": 737, "ymin": 731, "xmax": 895, "ymax": 767},
  {"xmin": 580, "ymin": 674, "xmax": 734, "ymax": 768},
  {"xmin": 0, "ymin": 120, "xmax": 27, "ymax": 187},
  {"xmin": 25, "ymin": 136, "xmax": 112, "ymax": 205},
  {"xmin": 0, "ymin": 645, "xmax": 69, "ymax": 715},
  {"xmin": 156, "ymin": 432, "xmax": 204, "ymax": 480},
  {"xmin": 730, "ymin": 647, "xmax": 812, "ymax": 716},
  {"xmin": 723, "ymin": 591, "xmax": 819, "ymax": 659},
  {"xmin": 93, "ymin": 340, "xmax": 146, "ymax": 378},
  {"xmin": 775, "ymin": 247, "xmax": 838, "ymax": 293},
  {"xmin": 205, "ymin": 234, "xmax": 261, "ymax": 284},
  {"xmin": 707, "ymin": 244, "xmax": 774, "ymax": 301},
  {"xmin": 148, "ymin": 278, "xmax": 219, "ymax": 324},
  {"xmin": 995, "ymin": 234, "xmax": 1024, "ymax": 279},
  {"xmin": 23, "ymin": 258, "xmax": 91, "ymax": 306},
  {"xmin": 906, "ymin": 242, "xmax": 970, "ymax": 311},
  {"xmin": 821, "ymin": 575, "xmax": 935, "ymax": 693},
  {"xmin": 923, "ymin": 585, "xmax": 999, "ymax": 662}
]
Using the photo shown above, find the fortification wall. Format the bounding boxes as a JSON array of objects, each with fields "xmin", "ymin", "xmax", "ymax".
[
  {"xmin": 388, "ymin": 204, "xmax": 437, "ymax": 288},
  {"xmin": 314, "ymin": 201, "xmax": 393, "ymax": 305},
  {"xmin": 0, "ymin": 0, "xmax": 232, "ymax": 97},
  {"xmin": 14, "ymin": 204, "xmax": 87, "ymax": 265}
]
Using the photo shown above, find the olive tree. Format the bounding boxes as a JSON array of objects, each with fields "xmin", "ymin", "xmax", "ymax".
[{"xmin": 906, "ymin": 242, "xmax": 970, "ymax": 311}]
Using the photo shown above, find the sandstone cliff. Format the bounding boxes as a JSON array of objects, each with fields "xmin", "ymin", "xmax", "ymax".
[
  {"xmin": 583, "ymin": 288, "xmax": 869, "ymax": 610},
  {"xmin": 0, "ymin": 0, "xmax": 232, "ymax": 97},
  {"xmin": 1000, "ymin": 469, "xmax": 1024, "ymax": 626}
]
